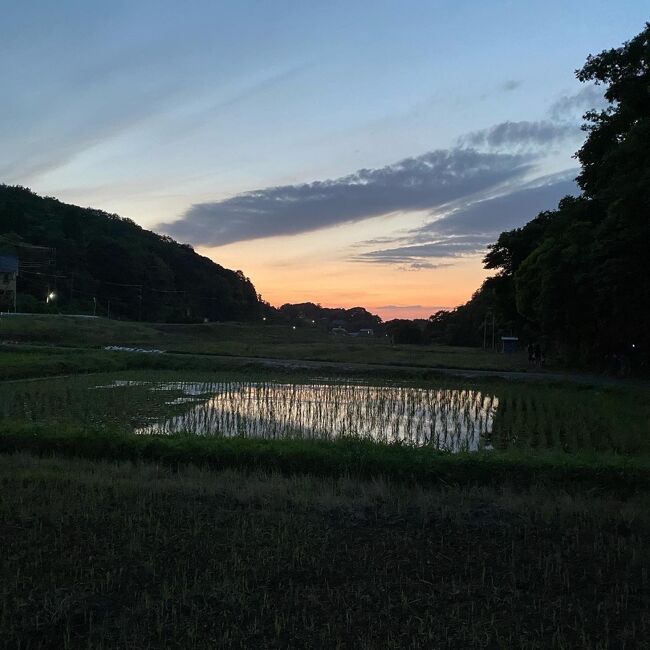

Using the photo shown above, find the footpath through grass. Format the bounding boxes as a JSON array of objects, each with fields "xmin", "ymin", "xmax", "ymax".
[{"xmin": 1, "ymin": 452, "xmax": 649, "ymax": 649}]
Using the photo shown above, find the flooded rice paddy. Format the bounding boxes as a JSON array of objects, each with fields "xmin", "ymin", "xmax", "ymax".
[
  {"xmin": 125, "ymin": 381, "xmax": 498, "ymax": 451},
  {"xmin": 2, "ymin": 371, "xmax": 642, "ymax": 453}
]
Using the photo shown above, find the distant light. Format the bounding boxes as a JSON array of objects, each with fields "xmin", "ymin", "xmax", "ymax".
[
  {"xmin": 311, "ymin": 319, "xmax": 315, "ymax": 323},
  {"xmin": 47, "ymin": 292, "xmax": 56, "ymax": 302},
  {"xmin": 262, "ymin": 317, "xmax": 266, "ymax": 321},
  {"xmin": 632, "ymin": 343, "xmax": 636, "ymax": 348},
  {"xmin": 292, "ymin": 325, "xmax": 296, "ymax": 330}
]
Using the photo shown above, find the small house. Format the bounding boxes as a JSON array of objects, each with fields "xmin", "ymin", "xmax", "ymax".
[
  {"xmin": 501, "ymin": 336, "xmax": 519, "ymax": 354},
  {"xmin": 0, "ymin": 255, "xmax": 18, "ymax": 311}
]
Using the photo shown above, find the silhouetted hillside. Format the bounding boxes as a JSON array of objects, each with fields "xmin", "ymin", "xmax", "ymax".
[
  {"xmin": 0, "ymin": 185, "xmax": 264, "ymax": 321},
  {"xmin": 279, "ymin": 302, "xmax": 382, "ymax": 332}
]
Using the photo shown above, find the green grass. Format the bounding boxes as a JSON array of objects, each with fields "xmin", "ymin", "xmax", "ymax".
[
  {"xmin": 0, "ymin": 345, "xmax": 374, "ymax": 381},
  {"xmin": 1, "ymin": 452, "xmax": 649, "ymax": 649},
  {"xmin": 0, "ymin": 314, "xmax": 531, "ymax": 371},
  {"xmin": 1, "ymin": 423, "xmax": 649, "ymax": 492},
  {"xmin": 0, "ymin": 314, "xmax": 160, "ymax": 347},
  {"xmin": 2, "ymin": 317, "xmax": 649, "ymax": 648},
  {"xmin": 2, "ymin": 369, "xmax": 648, "ymax": 455}
]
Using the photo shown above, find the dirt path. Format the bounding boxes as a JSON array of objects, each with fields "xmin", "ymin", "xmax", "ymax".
[
  {"xmin": 2, "ymin": 341, "xmax": 646, "ymax": 388},
  {"xmin": 164, "ymin": 350, "xmax": 647, "ymax": 388}
]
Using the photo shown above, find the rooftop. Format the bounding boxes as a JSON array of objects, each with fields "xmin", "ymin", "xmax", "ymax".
[{"xmin": 0, "ymin": 255, "xmax": 18, "ymax": 273}]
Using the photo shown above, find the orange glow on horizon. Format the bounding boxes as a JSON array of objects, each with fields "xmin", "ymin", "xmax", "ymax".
[{"xmin": 197, "ymin": 233, "xmax": 490, "ymax": 321}]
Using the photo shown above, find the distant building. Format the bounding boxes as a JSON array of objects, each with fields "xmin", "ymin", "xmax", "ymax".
[
  {"xmin": 0, "ymin": 255, "xmax": 18, "ymax": 311},
  {"xmin": 331, "ymin": 326, "xmax": 347, "ymax": 336},
  {"xmin": 501, "ymin": 336, "xmax": 519, "ymax": 353},
  {"xmin": 359, "ymin": 328, "xmax": 374, "ymax": 336}
]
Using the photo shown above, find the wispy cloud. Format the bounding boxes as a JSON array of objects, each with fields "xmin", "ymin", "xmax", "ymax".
[
  {"xmin": 417, "ymin": 173, "xmax": 578, "ymax": 237},
  {"xmin": 499, "ymin": 79, "xmax": 523, "ymax": 92},
  {"xmin": 398, "ymin": 261, "xmax": 454, "ymax": 271},
  {"xmin": 162, "ymin": 149, "xmax": 533, "ymax": 246},
  {"xmin": 458, "ymin": 85, "xmax": 606, "ymax": 154},
  {"xmin": 354, "ymin": 172, "xmax": 579, "ymax": 266},
  {"xmin": 548, "ymin": 84, "xmax": 607, "ymax": 121},
  {"xmin": 0, "ymin": 85, "xmax": 180, "ymax": 182},
  {"xmin": 357, "ymin": 236, "xmax": 492, "ymax": 265},
  {"xmin": 0, "ymin": 29, "xmax": 305, "ymax": 185},
  {"xmin": 459, "ymin": 120, "xmax": 577, "ymax": 150},
  {"xmin": 348, "ymin": 87, "xmax": 601, "ymax": 267},
  {"xmin": 160, "ymin": 84, "xmax": 596, "ymax": 264}
]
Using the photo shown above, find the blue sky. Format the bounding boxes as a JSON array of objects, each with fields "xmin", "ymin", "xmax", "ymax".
[{"xmin": 1, "ymin": 1, "xmax": 647, "ymax": 316}]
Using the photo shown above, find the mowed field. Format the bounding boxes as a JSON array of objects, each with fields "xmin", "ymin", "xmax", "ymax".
[{"xmin": 1, "ymin": 315, "xmax": 649, "ymax": 648}]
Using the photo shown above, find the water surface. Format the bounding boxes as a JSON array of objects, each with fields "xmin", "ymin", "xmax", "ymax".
[{"xmin": 125, "ymin": 381, "xmax": 498, "ymax": 451}]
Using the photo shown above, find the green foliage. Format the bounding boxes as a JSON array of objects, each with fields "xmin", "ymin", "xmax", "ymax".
[
  {"xmin": 1, "ymin": 423, "xmax": 650, "ymax": 490},
  {"xmin": 385, "ymin": 319, "xmax": 426, "ymax": 344},
  {"xmin": 0, "ymin": 185, "xmax": 263, "ymax": 321},
  {"xmin": 2, "ymin": 369, "xmax": 647, "ymax": 457},
  {"xmin": 425, "ymin": 276, "xmax": 512, "ymax": 347},
  {"xmin": 439, "ymin": 24, "xmax": 650, "ymax": 371}
]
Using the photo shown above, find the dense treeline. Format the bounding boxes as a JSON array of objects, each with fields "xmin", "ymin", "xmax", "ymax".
[
  {"xmin": 278, "ymin": 302, "xmax": 382, "ymax": 331},
  {"xmin": 0, "ymin": 185, "xmax": 264, "ymax": 322},
  {"xmin": 430, "ymin": 24, "xmax": 650, "ymax": 371}
]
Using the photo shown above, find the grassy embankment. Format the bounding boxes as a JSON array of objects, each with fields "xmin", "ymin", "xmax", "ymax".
[{"xmin": 1, "ymin": 421, "xmax": 650, "ymax": 491}]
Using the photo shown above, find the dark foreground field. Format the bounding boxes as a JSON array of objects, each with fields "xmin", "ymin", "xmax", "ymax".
[
  {"xmin": 2, "ymin": 322, "xmax": 649, "ymax": 648},
  {"xmin": 1, "ymin": 453, "xmax": 649, "ymax": 650}
]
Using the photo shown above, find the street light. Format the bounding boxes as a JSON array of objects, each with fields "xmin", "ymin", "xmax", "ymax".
[{"xmin": 46, "ymin": 291, "xmax": 56, "ymax": 304}]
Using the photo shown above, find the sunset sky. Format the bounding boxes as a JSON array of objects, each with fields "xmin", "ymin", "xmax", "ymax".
[{"xmin": 2, "ymin": 1, "xmax": 647, "ymax": 319}]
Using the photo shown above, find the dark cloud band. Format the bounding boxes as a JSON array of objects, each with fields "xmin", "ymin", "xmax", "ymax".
[
  {"xmin": 161, "ymin": 85, "xmax": 596, "ymax": 254},
  {"xmin": 459, "ymin": 120, "xmax": 577, "ymax": 150},
  {"xmin": 354, "ymin": 174, "xmax": 578, "ymax": 265},
  {"xmin": 161, "ymin": 148, "xmax": 532, "ymax": 246}
]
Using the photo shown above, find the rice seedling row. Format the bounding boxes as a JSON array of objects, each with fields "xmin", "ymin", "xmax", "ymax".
[{"xmin": 1, "ymin": 372, "xmax": 646, "ymax": 455}]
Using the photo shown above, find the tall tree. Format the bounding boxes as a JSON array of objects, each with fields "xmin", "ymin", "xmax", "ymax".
[
  {"xmin": 575, "ymin": 23, "xmax": 650, "ymax": 363},
  {"xmin": 441, "ymin": 24, "xmax": 650, "ymax": 370}
]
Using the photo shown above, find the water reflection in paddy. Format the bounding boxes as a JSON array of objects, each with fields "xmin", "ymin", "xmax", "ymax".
[{"xmin": 128, "ymin": 382, "xmax": 499, "ymax": 451}]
